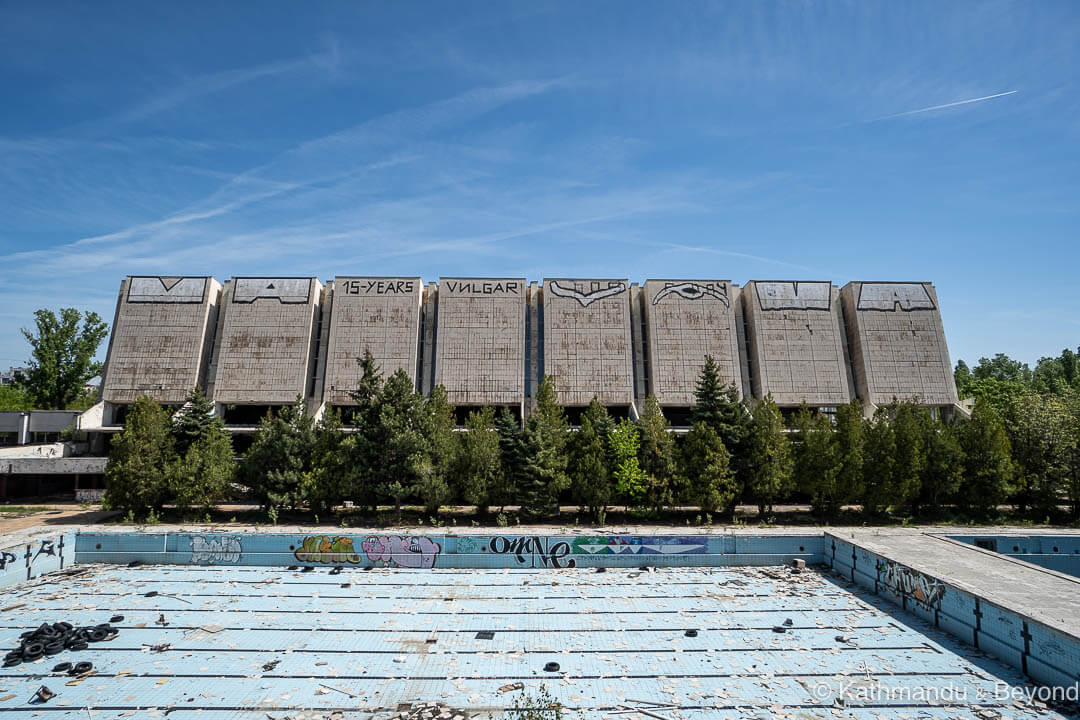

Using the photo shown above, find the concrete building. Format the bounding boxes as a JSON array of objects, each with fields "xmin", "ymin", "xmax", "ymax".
[
  {"xmin": 542, "ymin": 279, "xmax": 635, "ymax": 411},
  {"xmin": 322, "ymin": 277, "xmax": 422, "ymax": 407},
  {"xmin": 206, "ymin": 277, "xmax": 322, "ymax": 419},
  {"xmin": 743, "ymin": 281, "xmax": 855, "ymax": 409},
  {"xmin": 100, "ymin": 276, "xmax": 221, "ymax": 409},
  {"xmin": 88, "ymin": 273, "xmax": 961, "ymax": 429},
  {"xmin": 642, "ymin": 280, "xmax": 745, "ymax": 411},
  {"xmin": 840, "ymin": 281, "xmax": 958, "ymax": 412},
  {"xmin": 434, "ymin": 278, "xmax": 526, "ymax": 412}
]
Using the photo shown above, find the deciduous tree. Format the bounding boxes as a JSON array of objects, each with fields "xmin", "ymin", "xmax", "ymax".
[
  {"xmin": 103, "ymin": 396, "xmax": 176, "ymax": 516},
  {"xmin": 16, "ymin": 308, "xmax": 108, "ymax": 409}
]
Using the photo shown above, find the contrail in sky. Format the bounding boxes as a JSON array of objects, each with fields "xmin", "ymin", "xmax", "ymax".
[{"xmin": 870, "ymin": 90, "xmax": 1019, "ymax": 122}]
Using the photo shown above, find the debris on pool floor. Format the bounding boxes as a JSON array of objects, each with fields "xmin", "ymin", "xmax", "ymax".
[{"xmin": 0, "ymin": 563, "xmax": 1075, "ymax": 719}]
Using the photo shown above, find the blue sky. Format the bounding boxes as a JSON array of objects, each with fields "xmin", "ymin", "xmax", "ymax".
[{"xmin": 1, "ymin": 1, "xmax": 1077, "ymax": 373}]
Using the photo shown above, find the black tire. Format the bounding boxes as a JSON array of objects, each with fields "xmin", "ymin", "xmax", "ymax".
[
  {"xmin": 43, "ymin": 642, "xmax": 64, "ymax": 656},
  {"xmin": 70, "ymin": 661, "xmax": 92, "ymax": 675},
  {"xmin": 87, "ymin": 628, "xmax": 108, "ymax": 642},
  {"xmin": 52, "ymin": 662, "xmax": 72, "ymax": 673}
]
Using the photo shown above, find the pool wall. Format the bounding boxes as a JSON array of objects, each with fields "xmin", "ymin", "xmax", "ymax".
[
  {"xmin": 72, "ymin": 531, "xmax": 824, "ymax": 569},
  {"xmin": 948, "ymin": 534, "xmax": 1080, "ymax": 578},
  {"xmin": 0, "ymin": 531, "xmax": 75, "ymax": 590},
  {"xmin": 825, "ymin": 532, "xmax": 1080, "ymax": 690}
]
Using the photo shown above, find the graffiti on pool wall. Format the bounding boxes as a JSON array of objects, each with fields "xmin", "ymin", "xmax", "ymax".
[
  {"xmin": 876, "ymin": 559, "xmax": 946, "ymax": 610},
  {"xmin": 293, "ymin": 535, "xmax": 442, "ymax": 568},
  {"xmin": 488, "ymin": 536, "xmax": 575, "ymax": 568},
  {"xmin": 361, "ymin": 536, "xmax": 441, "ymax": 569},
  {"xmin": 571, "ymin": 536, "xmax": 708, "ymax": 555},
  {"xmin": 190, "ymin": 536, "xmax": 242, "ymax": 565}
]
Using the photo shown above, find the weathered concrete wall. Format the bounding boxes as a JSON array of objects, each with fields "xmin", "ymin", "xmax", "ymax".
[
  {"xmin": 644, "ymin": 280, "xmax": 743, "ymax": 406},
  {"xmin": 323, "ymin": 277, "xmax": 422, "ymax": 405},
  {"xmin": 542, "ymin": 279, "xmax": 634, "ymax": 407},
  {"xmin": 840, "ymin": 282, "xmax": 958, "ymax": 408},
  {"xmin": 210, "ymin": 278, "xmax": 322, "ymax": 405},
  {"xmin": 102, "ymin": 276, "xmax": 221, "ymax": 404},
  {"xmin": 744, "ymin": 281, "xmax": 854, "ymax": 407},
  {"xmin": 435, "ymin": 278, "xmax": 525, "ymax": 407}
]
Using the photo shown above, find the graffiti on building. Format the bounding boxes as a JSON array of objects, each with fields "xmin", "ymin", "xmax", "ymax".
[
  {"xmin": 652, "ymin": 282, "xmax": 729, "ymax": 307},
  {"xmin": 571, "ymin": 536, "xmax": 708, "ymax": 555},
  {"xmin": 548, "ymin": 281, "xmax": 626, "ymax": 308},
  {"xmin": 488, "ymin": 536, "xmax": 575, "ymax": 568},
  {"xmin": 876, "ymin": 560, "xmax": 946, "ymax": 610},
  {"xmin": 361, "ymin": 536, "xmax": 441, "ymax": 569},
  {"xmin": 190, "ymin": 536, "xmax": 243, "ymax": 565}
]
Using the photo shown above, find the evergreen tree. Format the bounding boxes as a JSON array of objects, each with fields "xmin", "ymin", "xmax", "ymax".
[
  {"xmin": 346, "ymin": 349, "xmax": 386, "ymax": 511},
  {"xmin": 690, "ymin": 356, "xmax": 751, "ymax": 505},
  {"xmin": 610, "ymin": 418, "xmax": 648, "ymax": 509},
  {"xmin": 169, "ymin": 422, "xmax": 234, "ymax": 515},
  {"xmin": 103, "ymin": 396, "xmax": 176, "ymax": 515},
  {"xmin": 745, "ymin": 395, "xmax": 792, "ymax": 516},
  {"xmin": 415, "ymin": 385, "xmax": 458, "ymax": 515},
  {"xmin": 519, "ymin": 376, "xmax": 569, "ymax": 520},
  {"xmin": 493, "ymin": 407, "xmax": 526, "ymax": 511},
  {"xmin": 456, "ymin": 407, "xmax": 503, "ymax": 514},
  {"xmin": 792, "ymin": 405, "xmax": 840, "ymax": 517},
  {"xmin": 834, "ymin": 400, "xmax": 865, "ymax": 507},
  {"xmin": 861, "ymin": 410, "xmax": 895, "ymax": 516},
  {"xmin": 958, "ymin": 398, "xmax": 1014, "ymax": 515},
  {"xmin": 569, "ymin": 398, "xmax": 612, "ymax": 521},
  {"xmin": 375, "ymin": 369, "xmax": 429, "ymax": 515},
  {"xmin": 302, "ymin": 409, "xmax": 352, "ymax": 516},
  {"xmin": 680, "ymin": 422, "xmax": 735, "ymax": 514},
  {"xmin": 239, "ymin": 398, "xmax": 316, "ymax": 511},
  {"xmin": 171, "ymin": 387, "xmax": 218, "ymax": 455},
  {"xmin": 637, "ymin": 395, "xmax": 677, "ymax": 512},
  {"xmin": 917, "ymin": 420, "xmax": 964, "ymax": 512},
  {"xmin": 891, "ymin": 402, "xmax": 928, "ymax": 509}
]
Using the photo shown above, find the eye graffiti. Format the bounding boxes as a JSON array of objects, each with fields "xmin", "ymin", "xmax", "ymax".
[
  {"xmin": 652, "ymin": 282, "xmax": 729, "ymax": 307},
  {"xmin": 547, "ymin": 281, "xmax": 626, "ymax": 307}
]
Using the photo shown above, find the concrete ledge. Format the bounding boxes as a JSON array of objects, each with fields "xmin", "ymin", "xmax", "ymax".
[{"xmin": 826, "ymin": 529, "xmax": 1080, "ymax": 690}]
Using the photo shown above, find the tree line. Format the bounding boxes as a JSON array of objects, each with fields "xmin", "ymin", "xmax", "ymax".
[{"xmin": 103, "ymin": 348, "xmax": 1080, "ymax": 523}]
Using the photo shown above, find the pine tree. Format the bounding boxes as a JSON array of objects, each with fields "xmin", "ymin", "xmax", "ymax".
[
  {"xmin": 690, "ymin": 356, "xmax": 751, "ymax": 505},
  {"xmin": 958, "ymin": 398, "xmax": 1014, "ymax": 515},
  {"xmin": 169, "ymin": 422, "xmax": 234, "ymax": 515},
  {"xmin": 172, "ymin": 387, "xmax": 217, "ymax": 455},
  {"xmin": 891, "ymin": 402, "xmax": 928, "ymax": 509},
  {"xmin": 376, "ymin": 369, "xmax": 428, "ymax": 516},
  {"xmin": 834, "ymin": 400, "xmax": 865, "ymax": 507},
  {"xmin": 415, "ymin": 385, "xmax": 457, "ymax": 515},
  {"xmin": 493, "ymin": 407, "xmax": 526, "ymax": 512},
  {"xmin": 745, "ymin": 395, "xmax": 792, "ymax": 517},
  {"xmin": 103, "ymin": 396, "xmax": 176, "ymax": 516},
  {"xmin": 520, "ymin": 376, "xmax": 569, "ymax": 520},
  {"xmin": 637, "ymin": 395, "xmax": 676, "ymax": 512},
  {"xmin": 456, "ymin": 407, "xmax": 503, "ymax": 515},
  {"xmin": 346, "ymin": 348, "xmax": 385, "ymax": 511},
  {"xmin": 680, "ymin": 422, "xmax": 735, "ymax": 514},
  {"xmin": 569, "ymin": 398, "xmax": 612, "ymax": 521},
  {"xmin": 239, "ymin": 398, "xmax": 316, "ymax": 511},
  {"xmin": 861, "ymin": 410, "xmax": 896, "ymax": 516},
  {"xmin": 792, "ymin": 405, "xmax": 840, "ymax": 517},
  {"xmin": 917, "ymin": 420, "xmax": 964, "ymax": 512},
  {"xmin": 303, "ymin": 409, "xmax": 351, "ymax": 516}
]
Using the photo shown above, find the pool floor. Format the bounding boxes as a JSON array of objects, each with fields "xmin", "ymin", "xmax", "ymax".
[{"xmin": 0, "ymin": 563, "xmax": 1073, "ymax": 719}]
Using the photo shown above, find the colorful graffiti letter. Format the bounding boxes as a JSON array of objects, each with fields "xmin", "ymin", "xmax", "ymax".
[
  {"xmin": 190, "ymin": 536, "xmax": 242, "ymax": 565},
  {"xmin": 876, "ymin": 560, "xmax": 946, "ymax": 610},
  {"xmin": 361, "ymin": 536, "xmax": 441, "ymax": 569},
  {"xmin": 294, "ymin": 536, "xmax": 363, "ymax": 564}
]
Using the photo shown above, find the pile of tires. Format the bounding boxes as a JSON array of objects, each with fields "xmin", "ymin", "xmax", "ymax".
[{"xmin": 3, "ymin": 622, "xmax": 118, "ymax": 667}]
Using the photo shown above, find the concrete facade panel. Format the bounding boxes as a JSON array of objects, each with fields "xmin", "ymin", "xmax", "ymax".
[
  {"xmin": 643, "ymin": 280, "xmax": 743, "ymax": 406},
  {"xmin": 434, "ymin": 278, "xmax": 525, "ymax": 407},
  {"xmin": 102, "ymin": 276, "xmax": 221, "ymax": 405},
  {"xmin": 323, "ymin": 277, "xmax": 421, "ymax": 405},
  {"xmin": 543, "ymin": 279, "xmax": 633, "ymax": 407},
  {"xmin": 744, "ymin": 281, "xmax": 854, "ymax": 407},
  {"xmin": 210, "ymin": 277, "xmax": 321, "ymax": 405},
  {"xmin": 840, "ymin": 282, "xmax": 958, "ymax": 407}
]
